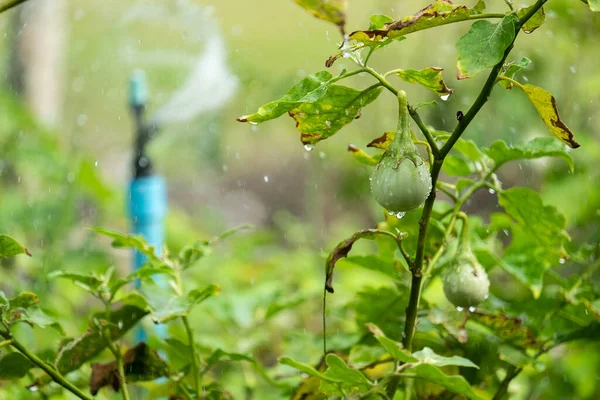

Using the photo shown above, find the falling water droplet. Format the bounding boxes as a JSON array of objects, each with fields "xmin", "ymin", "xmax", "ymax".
[
  {"xmin": 263, "ymin": 175, "xmax": 269, "ymax": 183},
  {"xmin": 488, "ymin": 188, "xmax": 496, "ymax": 194},
  {"xmin": 304, "ymin": 144, "xmax": 314, "ymax": 152},
  {"xmin": 559, "ymin": 258, "xmax": 566, "ymax": 264},
  {"xmin": 319, "ymin": 151, "xmax": 326, "ymax": 159},
  {"xmin": 94, "ymin": 160, "xmax": 98, "ymax": 167},
  {"xmin": 456, "ymin": 306, "xmax": 464, "ymax": 312},
  {"xmin": 468, "ymin": 306, "xmax": 476, "ymax": 312}
]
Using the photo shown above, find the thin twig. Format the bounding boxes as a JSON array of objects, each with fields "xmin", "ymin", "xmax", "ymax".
[
  {"xmin": 183, "ymin": 316, "xmax": 202, "ymax": 398},
  {"xmin": 0, "ymin": 332, "xmax": 94, "ymax": 400}
]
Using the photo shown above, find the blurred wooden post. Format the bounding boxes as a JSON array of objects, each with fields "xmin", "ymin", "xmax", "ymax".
[{"xmin": 6, "ymin": 0, "xmax": 67, "ymax": 126}]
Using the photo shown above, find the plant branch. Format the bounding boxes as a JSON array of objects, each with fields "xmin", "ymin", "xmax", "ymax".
[
  {"xmin": 183, "ymin": 316, "xmax": 201, "ymax": 398},
  {"xmin": 0, "ymin": 338, "xmax": 13, "ymax": 348},
  {"xmin": 0, "ymin": 332, "xmax": 94, "ymax": 400},
  {"xmin": 492, "ymin": 365, "xmax": 522, "ymax": 400},
  {"xmin": 408, "ymin": 106, "xmax": 440, "ymax": 157},
  {"xmin": 0, "ymin": 0, "xmax": 28, "ymax": 13}
]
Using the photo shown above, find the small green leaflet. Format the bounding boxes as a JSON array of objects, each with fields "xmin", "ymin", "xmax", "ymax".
[
  {"xmin": 391, "ymin": 67, "xmax": 454, "ymax": 97},
  {"xmin": 0, "ymin": 353, "xmax": 34, "ymax": 379},
  {"xmin": 412, "ymin": 347, "xmax": 478, "ymax": 369},
  {"xmin": 402, "ymin": 364, "xmax": 484, "ymax": 400},
  {"xmin": 456, "ymin": 14, "xmax": 518, "ymax": 79},
  {"xmin": 499, "ymin": 57, "xmax": 531, "ymax": 89},
  {"xmin": 518, "ymin": 5, "xmax": 546, "ymax": 33},
  {"xmin": 0, "ymin": 235, "xmax": 31, "ymax": 258},
  {"xmin": 366, "ymin": 323, "xmax": 417, "ymax": 363}
]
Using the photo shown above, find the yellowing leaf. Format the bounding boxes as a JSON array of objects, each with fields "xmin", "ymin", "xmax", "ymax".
[
  {"xmin": 347, "ymin": 144, "xmax": 380, "ymax": 166},
  {"xmin": 517, "ymin": 84, "xmax": 580, "ymax": 148},
  {"xmin": 367, "ymin": 131, "xmax": 395, "ymax": 150},
  {"xmin": 392, "ymin": 67, "xmax": 454, "ymax": 97},
  {"xmin": 294, "ymin": 0, "xmax": 346, "ymax": 32}
]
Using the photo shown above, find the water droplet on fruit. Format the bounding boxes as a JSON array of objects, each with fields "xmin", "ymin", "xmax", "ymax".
[
  {"xmin": 304, "ymin": 144, "xmax": 314, "ymax": 151},
  {"xmin": 456, "ymin": 306, "xmax": 464, "ymax": 312},
  {"xmin": 468, "ymin": 306, "xmax": 476, "ymax": 312},
  {"xmin": 559, "ymin": 258, "xmax": 566, "ymax": 264},
  {"xmin": 395, "ymin": 212, "xmax": 406, "ymax": 219},
  {"xmin": 440, "ymin": 93, "xmax": 450, "ymax": 101},
  {"xmin": 488, "ymin": 188, "xmax": 496, "ymax": 194},
  {"xmin": 249, "ymin": 121, "xmax": 258, "ymax": 125}
]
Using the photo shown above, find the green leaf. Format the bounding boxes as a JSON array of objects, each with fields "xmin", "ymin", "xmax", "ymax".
[
  {"xmin": 366, "ymin": 323, "xmax": 418, "ymax": 363},
  {"xmin": 325, "ymin": 229, "xmax": 396, "ymax": 293},
  {"xmin": 492, "ymin": 188, "xmax": 569, "ymax": 297},
  {"xmin": 348, "ymin": 345, "xmax": 387, "ymax": 369},
  {"xmin": 456, "ymin": 14, "xmax": 518, "ymax": 79},
  {"xmin": 203, "ymin": 349, "xmax": 288, "ymax": 388},
  {"xmin": 54, "ymin": 304, "xmax": 148, "ymax": 374},
  {"xmin": 472, "ymin": 0, "xmax": 486, "ymax": 14},
  {"xmin": 0, "ymin": 291, "xmax": 8, "ymax": 312},
  {"xmin": 403, "ymin": 364, "xmax": 484, "ymax": 400},
  {"xmin": 9, "ymin": 292, "xmax": 39, "ymax": 309},
  {"xmin": 48, "ymin": 271, "xmax": 104, "ymax": 292},
  {"xmin": 144, "ymin": 283, "xmax": 220, "ymax": 323},
  {"xmin": 443, "ymin": 154, "xmax": 474, "ymax": 176},
  {"xmin": 0, "ymin": 353, "xmax": 34, "ymax": 379},
  {"xmin": 92, "ymin": 227, "xmax": 160, "ymax": 262},
  {"xmin": 294, "ymin": 0, "xmax": 346, "ymax": 31},
  {"xmin": 368, "ymin": 14, "xmax": 393, "ymax": 30},
  {"xmin": 0, "ymin": 234, "xmax": 30, "ymax": 258},
  {"xmin": 350, "ymin": 1, "xmax": 471, "ymax": 41},
  {"xmin": 280, "ymin": 356, "xmax": 339, "ymax": 383},
  {"xmin": 499, "ymin": 57, "xmax": 532, "ymax": 89},
  {"xmin": 469, "ymin": 311, "xmax": 542, "ymax": 349},
  {"xmin": 110, "ymin": 263, "xmax": 176, "ymax": 296},
  {"xmin": 342, "ymin": 254, "xmax": 400, "ymax": 281},
  {"xmin": 510, "ymin": 83, "xmax": 580, "ymax": 148},
  {"xmin": 237, "ymin": 71, "xmax": 333, "ymax": 124},
  {"xmin": 321, "ymin": 353, "xmax": 371, "ymax": 391},
  {"xmin": 498, "ymin": 344, "xmax": 534, "ymax": 367},
  {"xmin": 412, "ymin": 347, "xmax": 478, "ymax": 368},
  {"xmin": 290, "ymin": 85, "xmax": 383, "ymax": 145},
  {"xmin": 391, "ymin": 67, "xmax": 454, "ymax": 97},
  {"xmin": 484, "ymin": 138, "xmax": 574, "ymax": 172},
  {"xmin": 588, "ymin": 0, "xmax": 600, "ymax": 12},
  {"xmin": 518, "ymin": 5, "xmax": 545, "ymax": 33}
]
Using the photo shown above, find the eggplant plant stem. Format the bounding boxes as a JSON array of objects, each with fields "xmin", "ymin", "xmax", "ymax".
[
  {"xmin": 183, "ymin": 316, "xmax": 201, "ymax": 398},
  {"xmin": 385, "ymin": 1, "xmax": 548, "ymax": 396}
]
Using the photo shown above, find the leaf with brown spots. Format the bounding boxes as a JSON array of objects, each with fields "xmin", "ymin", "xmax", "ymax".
[
  {"xmin": 470, "ymin": 311, "xmax": 542, "ymax": 349},
  {"xmin": 89, "ymin": 342, "xmax": 169, "ymax": 395},
  {"xmin": 350, "ymin": 0, "xmax": 471, "ymax": 43},
  {"xmin": 290, "ymin": 85, "xmax": 382, "ymax": 145},
  {"xmin": 515, "ymin": 84, "xmax": 580, "ymax": 148}
]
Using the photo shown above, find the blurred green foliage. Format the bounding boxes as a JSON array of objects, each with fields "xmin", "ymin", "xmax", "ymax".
[{"xmin": 0, "ymin": 0, "xmax": 599, "ymax": 399}]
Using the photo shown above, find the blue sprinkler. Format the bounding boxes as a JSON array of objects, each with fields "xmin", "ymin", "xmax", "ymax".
[{"xmin": 127, "ymin": 70, "xmax": 168, "ymax": 342}]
